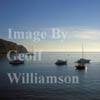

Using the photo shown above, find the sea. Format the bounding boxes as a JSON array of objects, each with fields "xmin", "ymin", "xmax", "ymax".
[{"xmin": 0, "ymin": 52, "xmax": 100, "ymax": 100}]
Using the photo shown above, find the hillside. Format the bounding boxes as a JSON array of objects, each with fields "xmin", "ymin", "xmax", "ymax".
[{"xmin": 0, "ymin": 39, "xmax": 27, "ymax": 54}]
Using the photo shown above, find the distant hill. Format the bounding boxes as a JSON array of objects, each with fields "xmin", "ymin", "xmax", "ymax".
[{"xmin": 0, "ymin": 39, "xmax": 27, "ymax": 54}]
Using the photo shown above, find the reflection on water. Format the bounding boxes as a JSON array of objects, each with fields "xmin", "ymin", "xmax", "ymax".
[
  {"xmin": 0, "ymin": 52, "xmax": 100, "ymax": 100},
  {"xmin": 85, "ymin": 66, "xmax": 88, "ymax": 72}
]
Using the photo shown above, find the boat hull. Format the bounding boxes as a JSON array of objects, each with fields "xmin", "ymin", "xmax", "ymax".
[
  {"xmin": 9, "ymin": 60, "xmax": 24, "ymax": 65},
  {"xmin": 75, "ymin": 65, "xmax": 85, "ymax": 70},
  {"xmin": 55, "ymin": 60, "xmax": 67, "ymax": 66},
  {"xmin": 76, "ymin": 59, "xmax": 90, "ymax": 64}
]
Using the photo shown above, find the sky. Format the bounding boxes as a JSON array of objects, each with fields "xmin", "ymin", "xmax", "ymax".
[{"xmin": 0, "ymin": 0, "xmax": 100, "ymax": 52}]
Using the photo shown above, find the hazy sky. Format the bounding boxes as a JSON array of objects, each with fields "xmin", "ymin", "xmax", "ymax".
[{"xmin": 0, "ymin": 0, "xmax": 100, "ymax": 52}]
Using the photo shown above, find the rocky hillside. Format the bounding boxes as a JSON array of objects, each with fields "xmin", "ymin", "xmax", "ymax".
[{"xmin": 0, "ymin": 39, "xmax": 27, "ymax": 54}]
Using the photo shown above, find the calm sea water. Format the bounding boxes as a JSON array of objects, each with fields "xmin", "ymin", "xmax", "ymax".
[{"xmin": 0, "ymin": 52, "xmax": 100, "ymax": 100}]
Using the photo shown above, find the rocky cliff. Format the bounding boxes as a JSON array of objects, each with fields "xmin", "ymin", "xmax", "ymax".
[{"xmin": 0, "ymin": 39, "xmax": 27, "ymax": 54}]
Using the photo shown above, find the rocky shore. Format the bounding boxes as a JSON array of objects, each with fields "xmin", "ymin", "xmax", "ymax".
[{"xmin": 0, "ymin": 39, "xmax": 27, "ymax": 54}]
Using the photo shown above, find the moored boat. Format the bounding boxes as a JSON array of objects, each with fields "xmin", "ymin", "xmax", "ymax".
[
  {"xmin": 9, "ymin": 59, "xmax": 24, "ymax": 65},
  {"xmin": 76, "ymin": 58, "xmax": 90, "ymax": 64},
  {"xmin": 55, "ymin": 60, "xmax": 67, "ymax": 66},
  {"xmin": 76, "ymin": 44, "xmax": 91, "ymax": 64},
  {"xmin": 27, "ymin": 53, "xmax": 34, "ymax": 56},
  {"xmin": 75, "ymin": 63, "xmax": 85, "ymax": 70}
]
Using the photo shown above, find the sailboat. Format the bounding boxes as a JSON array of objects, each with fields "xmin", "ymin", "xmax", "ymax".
[
  {"xmin": 76, "ymin": 44, "xmax": 90, "ymax": 64},
  {"xmin": 75, "ymin": 62, "xmax": 85, "ymax": 70},
  {"xmin": 75, "ymin": 44, "xmax": 90, "ymax": 70}
]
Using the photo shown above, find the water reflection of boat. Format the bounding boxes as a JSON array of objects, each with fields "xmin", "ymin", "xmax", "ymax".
[
  {"xmin": 55, "ymin": 60, "xmax": 67, "ymax": 66},
  {"xmin": 9, "ymin": 59, "xmax": 24, "ymax": 65}
]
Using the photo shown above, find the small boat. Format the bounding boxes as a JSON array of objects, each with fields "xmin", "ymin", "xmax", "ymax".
[
  {"xmin": 9, "ymin": 51, "xmax": 24, "ymax": 65},
  {"xmin": 9, "ymin": 60, "xmax": 24, "ymax": 65},
  {"xmin": 75, "ymin": 63, "xmax": 85, "ymax": 70},
  {"xmin": 27, "ymin": 53, "xmax": 34, "ymax": 56},
  {"xmin": 55, "ymin": 60, "xmax": 67, "ymax": 66},
  {"xmin": 76, "ymin": 58, "xmax": 90, "ymax": 64}
]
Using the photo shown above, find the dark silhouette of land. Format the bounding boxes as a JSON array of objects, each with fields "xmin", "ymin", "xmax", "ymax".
[{"xmin": 0, "ymin": 39, "xmax": 27, "ymax": 54}]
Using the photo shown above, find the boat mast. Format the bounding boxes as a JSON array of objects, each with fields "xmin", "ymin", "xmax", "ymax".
[{"xmin": 82, "ymin": 44, "xmax": 84, "ymax": 59}]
